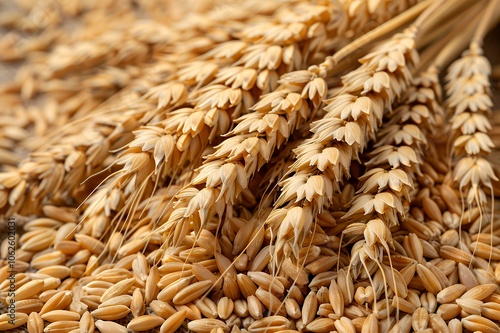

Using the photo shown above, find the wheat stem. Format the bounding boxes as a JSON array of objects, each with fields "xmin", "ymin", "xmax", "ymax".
[
  {"xmin": 319, "ymin": 0, "xmax": 432, "ymax": 72},
  {"xmin": 427, "ymin": 6, "xmax": 484, "ymax": 72},
  {"xmin": 415, "ymin": 0, "xmax": 479, "ymax": 46},
  {"xmin": 421, "ymin": 2, "xmax": 483, "ymax": 68},
  {"xmin": 470, "ymin": 0, "xmax": 500, "ymax": 48}
]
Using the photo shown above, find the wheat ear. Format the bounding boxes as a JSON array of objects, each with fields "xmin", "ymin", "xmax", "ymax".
[
  {"xmin": 444, "ymin": 0, "xmax": 499, "ymax": 228},
  {"xmin": 148, "ymin": 0, "xmax": 430, "ymax": 253},
  {"xmin": 266, "ymin": 26, "xmax": 420, "ymax": 269},
  {"xmin": 80, "ymin": 1, "xmax": 348, "ymax": 239},
  {"xmin": 0, "ymin": 0, "xmax": 285, "ymax": 217}
]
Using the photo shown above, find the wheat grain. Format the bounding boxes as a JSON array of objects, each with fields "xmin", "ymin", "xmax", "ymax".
[
  {"xmin": 405, "ymin": 291, "xmax": 422, "ymax": 310},
  {"xmin": 420, "ymin": 292, "xmax": 438, "ymax": 314},
  {"xmin": 462, "ymin": 314, "xmax": 500, "ymax": 333},
  {"xmin": 160, "ymin": 309, "xmax": 187, "ymax": 333},
  {"xmin": 172, "ymin": 280, "xmax": 212, "ymax": 305},
  {"xmin": 188, "ymin": 318, "xmax": 229, "ymax": 333},
  {"xmin": 460, "ymin": 283, "xmax": 497, "ymax": 301},
  {"xmin": 157, "ymin": 276, "xmax": 194, "ymax": 302},
  {"xmin": 6, "ymin": 279, "xmax": 44, "ymax": 303},
  {"xmin": 446, "ymin": 318, "xmax": 462, "ymax": 333},
  {"xmin": 193, "ymin": 298, "xmax": 216, "ymax": 319},
  {"xmin": 43, "ymin": 320, "xmax": 80, "ymax": 333},
  {"xmin": 130, "ymin": 288, "xmax": 145, "ymax": 318},
  {"xmin": 37, "ymin": 266, "xmax": 71, "ymax": 280},
  {"xmin": 80, "ymin": 295, "xmax": 100, "ymax": 311},
  {"xmin": 90, "ymin": 304, "xmax": 130, "ymax": 320},
  {"xmin": 254, "ymin": 287, "xmax": 285, "ymax": 316},
  {"xmin": 436, "ymin": 284, "xmax": 467, "ymax": 304},
  {"xmin": 0, "ymin": 313, "xmax": 28, "ymax": 331},
  {"xmin": 27, "ymin": 312, "xmax": 44, "ymax": 333},
  {"xmin": 175, "ymin": 303, "xmax": 202, "ymax": 321},
  {"xmin": 99, "ymin": 277, "xmax": 135, "ymax": 303},
  {"xmin": 247, "ymin": 271, "xmax": 284, "ymax": 295},
  {"xmin": 215, "ymin": 297, "xmax": 232, "ymax": 320},
  {"xmin": 127, "ymin": 315, "xmax": 165, "ymax": 331},
  {"xmin": 388, "ymin": 314, "xmax": 411, "ymax": 333},
  {"xmin": 247, "ymin": 295, "xmax": 264, "ymax": 320},
  {"xmin": 482, "ymin": 302, "xmax": 500, "ymax": 321},
  {"xmin": 14, "ymin": 299, "xmax": 44, "ymax": 314},
  {"xmin": 94, "ymin": 320, "xmax": 128, "ymax": 333},
  {"xmin": 247, "ymin": 316, "xmax": 290, "ymax": 333},
  {"xmin": 98, "ymin": 295, "xmax": 132, "ymax": 309},
  {"xmin": 306, "ymin": 317, "xmax": 335, "ymax": 333},
  {"xmin": 147, "ymin": 300, "xmax": 175, "ymax": 320},
  {"xmin": 412, "ymin": 307, "xmax": 429, "ymax": 331},
  {"xmin": 440, "ymin": 246, "xmax": 474, "ymax": 265},
  {"xmin": 437, "ymin": 303, "xmax": 462, "ymax": 321},
  {"xmin": 41, "ymin": 310, "xmax": 80, "ymax": 322}
]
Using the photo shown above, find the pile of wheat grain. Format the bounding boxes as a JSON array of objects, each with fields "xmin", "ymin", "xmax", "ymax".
[{"xmin": 1, "ymin": 0, "xmax": 500, "ymax": 332}]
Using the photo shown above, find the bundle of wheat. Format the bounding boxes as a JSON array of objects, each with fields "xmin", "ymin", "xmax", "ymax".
[{"xmin": 0, "ymin": 0, "xmax": 500, "ymax": 332}]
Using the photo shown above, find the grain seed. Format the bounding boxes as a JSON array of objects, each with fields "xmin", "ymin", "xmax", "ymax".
[
  {"xmin": 39, "ymin": 290, "xmax": 73, "ymax": 315},
  {"xmin": 127, "ymin": 315, "xmax": 165, "ymax": 331},
  {"xmin": 462, "ymin": 315, "xmax": 500, "ymax": 333},
  {"xmin": 160, "ymin": 309, "xmax": 187, "ymax": 333},
  {"xmin": 15, "ymin": 299, "xmax": 44, "ymax": 314},
  {"xmin": 428, "ymin": 313, "xmax": 448, "ymax": 333},
  {"xmin": 41, "ymin": 310, "xmax": 80, "ymax": 322},
  {"xmin": 416, "ymin": 263, "xmax": 442, "ymax": 294},
  {"xmin": 412, "ymin": 307, "xmax": 428, "ymax": 331},
  {"xmin": 95, "ymin": 320, "xmax": 128, "ymax": 333},
  {"xmin": 79, "ymin": 311, "xmax": 94, "ymax": 333},
  {"xmin": 329, "ymin": 279, "xmax": 344, "ymax": 317},
  {"xmin": 361, "ymin": 314, "xmax": 378, "ymax": 333},
  {"xmin": 306, "ymin": 318, "xmax": 335, "ymax": 333},
  {"xmin": 27, "ymin": 312, "xmax": 44, "ymax": 333},
  {"xmin": 43, "ymin": 320, "xmax": 80, "ymax": 332},
  {"xmin": 91, "ymin": 304, "xmax": 130, "ymax": 320},
  {"xmin": 131, "ymin": 288, "xmax": 145, "ymax": 318},
  {"xmin": 99, "ymin": 278, "xmax": 135, "ymax": 303},
  {"xmin": 284, "ymin": 298, "xmax": 301, "ymax": 319},
  {"xmin": 437, "ymin": 303, "xmax": 461, "ymax": 321},
  {"xmin": 218, "ymin": 297, "xmax": 234, "ymax": 320},
  {"xmin": 248, "ymin": 316, "xmax": 290, "ymax": 333},
  {"xmin": 187, "ymin": 319, "xmax": 229, "ymax": 333},
  {"xmin": 173, "ymin": 280, "xmax": 212, "ymax": 305},
  {"xmin": 255, "ymin": 288, "xmax": 285, "ymax": 316},
  {"xmin": 98, "ymin": 295, "xmax": 132, "ymax": 308},
  {"xmin": 195, "ymin": 298, "xmax": 218, "ymax": 318},
  {"xmin": 436, "ymin": 284, "xmax": 466, "ymax": 304},
  {"xmin": 157, "ymin": 276, "xmax": 194, "ymax": 302}
]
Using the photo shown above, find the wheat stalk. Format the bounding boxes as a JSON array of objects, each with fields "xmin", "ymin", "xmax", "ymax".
[
  {"xmin": 331, "ymin": 66, "xmax": 444, "ymax": 322},
  {"xmin": 148, "ymin": 0, "xmax": 429, "ymax": 253},
  {"xmin": 78, "ymin": 1, "xmax": 348, "ymax": 244},
  {"xmin": 0, "ymin": 0, "xmax": 288, "ymax": 216}
]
